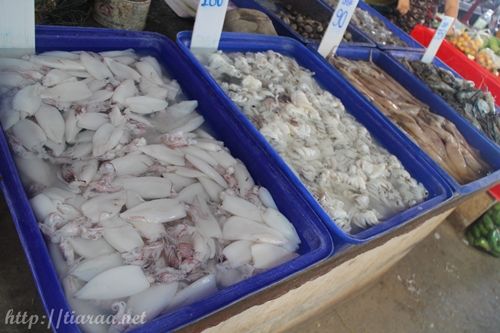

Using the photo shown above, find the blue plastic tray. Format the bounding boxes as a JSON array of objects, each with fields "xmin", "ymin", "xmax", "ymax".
[
  {"xmin": 356, "ymin": 0, "xmax": 424, "ymax": 51},
  {"xmin": 0, "ymin": 26, "xmax": 333, "ymax": 333},
  {"xmin": 231, "ymin": 0, "xmax": 376, "ymax": 48},
  {"xmin": 176, "ymin": 31, "xmax": 453, "ymax": 246},
  {"xmin": 331, "ymin": 47, "xmax": 500, "ymax": 195}
]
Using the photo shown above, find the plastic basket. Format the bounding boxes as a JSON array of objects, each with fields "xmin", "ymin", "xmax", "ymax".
[
  {"xmin": 176, "ymin": 31, "xmax": 453, "ymax": 246},
  {"xmin": 0, "ymin": 26, "xmax": 334, "ymax": 333}
]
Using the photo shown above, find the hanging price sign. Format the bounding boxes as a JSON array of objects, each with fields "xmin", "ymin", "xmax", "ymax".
[
  {"xmin": 318, "ymin": 0, "xmax": 359, "ymax": 58},
  {"xmin": 0, "ymin": 0, "xmax": 35, "ymax": 57},
  {"xmin": 421, "ymin": 16, "xmax": 455, "ymax": 63},
  {"xmin": 191, "ymin": 0, "xmax": 229, "ymax": 52}
]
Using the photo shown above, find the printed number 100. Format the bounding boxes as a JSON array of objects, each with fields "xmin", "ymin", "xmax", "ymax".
[{"xmin": 201, "ymin": 0, "xmax": 224, "ymax": 7}]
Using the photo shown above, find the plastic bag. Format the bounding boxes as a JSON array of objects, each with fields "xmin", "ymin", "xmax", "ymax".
[
  {"xmin": 448, "ymin": 30, "xmax": 483, "ymax": 59},
  {"xmin": 164, "ymin": 0, "xmax": 238, "ymax": 18},
  {"xmin": 477, "ymin": 48, "xmax": 500, "ymax": 75},
  {"xmin": 224, "ymin": 8, "xmax": 277, "ymax": 35}
]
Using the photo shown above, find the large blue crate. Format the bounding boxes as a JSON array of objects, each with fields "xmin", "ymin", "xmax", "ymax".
[
  {"xmin": 0, "ymin": 26, "xmax": 334, "ymax": 333},
  {"xmin": 176, "ymin": 31, "xmax": 453, "ymax": 246}
]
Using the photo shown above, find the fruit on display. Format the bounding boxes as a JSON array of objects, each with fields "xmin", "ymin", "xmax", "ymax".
[
  {"xmin": 448, "ymin": 30, "xmax": 500, "ymax": 76},
  {"xmin": 448, "ymin": 31, "xmax": 483, "ymax": 60},
  {"xmin": 476, "ymin": 49, "xmax": 496, "ymax": 73}
]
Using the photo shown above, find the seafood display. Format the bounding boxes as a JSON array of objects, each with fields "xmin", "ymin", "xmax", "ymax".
[
  {"xmin": 327, "ymin": 0, "xmax": 406, "ymax": 46},
  {"xmin": 254, "ymin": 0, "xmax": 354, "ymax": 42},
  {"xmin": 276, "ymin": 3, "xmax": 327, "ymax": 41},
  {"xmin": 0, "ymin": 50, "xmax": 301, "ymax": 332},
  {"xmin": 203, "ymin": 50, "xmax": 428, "ymax": 232},
  {"xmin": 331, "ymin": 57, "xmax": 490, "ymax": 184},
  {"xmin": 384, "ymin": 0, "xmax": 433, "ymax": 33},
  {"xmin": 400, "ymin": 59, "xmax": 500, "ymax": 145}
]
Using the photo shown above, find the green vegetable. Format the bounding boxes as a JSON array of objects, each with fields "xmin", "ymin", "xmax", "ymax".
[
  {"xmin": 489, "ymin": 229, "xmax": 500, "ymax": 257},
  {"xmin": 483, "ymin": 214, "xmax": 495, "ymax": 231},
  {"xmin": 472, "ymin": 224, "xmax": 481, "ymax": 238},
  {"xmin": 466, "ymin": 203, "xmax": 500, "ymax": 257},
  {"xmin": 494, "ymin": 209, "xmax": 500, "ymax": 226},
  {"xmin": 478, "ymin": 222, "xmax": 489, "ymax": 236},
  {"xmin": 487, "ymin": 37, "xmax": 500, "ymax": 54},
  {"xmin": 475, "ymin": 238, "xmax": 491, "ymax": 252}
]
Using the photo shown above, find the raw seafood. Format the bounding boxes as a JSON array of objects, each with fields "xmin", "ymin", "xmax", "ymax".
[
  {"xmin": 331, "ymin": 57, "xmax": 490, "ymax": 184},
  {"xmin": 327, "ymin": 0, "xmax": 406, "ymax": 46},
  {"xmin": 276, "ymin": 3, "xmax": 327, "ymax": 41},
  {"xmin": 254, "ymin": 0, "xmax": 354, "ymax": 42},
  {"xmin": 400, "ymin": 59, "xmax": 500, "ymax": 145},
  {"xmin": 0, "ymin": 50, "xmax": 300, "ymax": 332},
  {"xmin": 384, "ymin": 0, "xmax": 434, "ymax": 33},
  {"xmin": 204, "ymin": 50, "xmax": 428, "ymax": 232}
]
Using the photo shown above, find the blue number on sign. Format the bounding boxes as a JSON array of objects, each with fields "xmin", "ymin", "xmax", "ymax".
[
  {"xmin": 201, "ymin": 0, "xmax": 224, "ymax": 7},
  {"xmin": 332, "ymin": 8, "xmax": 348, "ymax": 28},
  {"xmin": 342, "ymin": 0, "xmax": 353, "ymax": 5}
]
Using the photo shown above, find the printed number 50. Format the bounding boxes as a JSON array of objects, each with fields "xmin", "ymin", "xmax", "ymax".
[{"xmin": 201, "ymin": 0, "xmax": 224, "ymax": 7}]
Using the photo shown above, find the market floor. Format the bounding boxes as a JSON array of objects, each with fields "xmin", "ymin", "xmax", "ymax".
[
  {"xmin": 0, "ymin": 194, "xmax": 498, "ymax": 333},
  {"xmin": 288, "ymin": 217, "xmax": 500, "ymax": 333}
]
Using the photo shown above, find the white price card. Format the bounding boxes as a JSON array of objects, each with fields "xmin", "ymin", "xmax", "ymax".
[
  {"xmin": 0, "ymin": 0, "xmax": 35, "ymax": 57},
  {"xmin": 191, "ymin": 0, "xmax": 229, "ymax": 52},
  {"xmin": 318, "ymin": 0, "xmax": 359, "ymax": 58},
  {"xmin": 421, "ymin": 16, "xmax": 455, "ymax": 64}
]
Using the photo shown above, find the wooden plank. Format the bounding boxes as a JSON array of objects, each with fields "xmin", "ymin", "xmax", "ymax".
[
  {"xmin": 449, "ymin": 191, "xmax": 496, "ymax": 231},
  {"xmin": 182, "ymin": 209, "xmax": 453, "ymax": 333}
]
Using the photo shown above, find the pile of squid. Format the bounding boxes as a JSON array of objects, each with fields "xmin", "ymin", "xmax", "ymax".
[
  {"xmin": 203, "ymin": 50, "xmax": 427, "ymax": 232},
  {"xmin": 0, "ymin": 50, "xmax": 300, "ymax": 333},
  {"xmin": 327, "ymin": 0, "xmax": 406, "ymax": 46},
  {"xmin": 331, "ymin": 57, "xmax": 490, "ymax": 184},
  {"xmin": 400, "ymin": 59, "xmax": 500, "ymax": 145}
]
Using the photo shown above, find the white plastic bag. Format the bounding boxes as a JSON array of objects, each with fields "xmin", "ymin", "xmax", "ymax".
[{"xmin": 165, "ymin": 0, "xmax": 237, "ymax": 18}]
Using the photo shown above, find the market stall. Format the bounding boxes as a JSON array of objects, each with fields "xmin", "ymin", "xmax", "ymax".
[{"xmin": 0, "ymin": 1, "xmax": 498, "ymax": 332}]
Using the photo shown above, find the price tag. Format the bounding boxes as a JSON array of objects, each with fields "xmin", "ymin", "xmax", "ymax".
[
  {"xmin": 318, "ymin": 0, "xmax": 359, "ymax": 58},
  {"xmin": 421, "ymin": 16, "xmax": 455, "ymax": 64},
  {"xmin": 0, "ymin": 0, "xmax": 35, "ymax": 57},
  {"xmin": 191, "ymin": 0, "xmax": 229, "ymax": 52}
]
